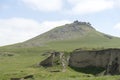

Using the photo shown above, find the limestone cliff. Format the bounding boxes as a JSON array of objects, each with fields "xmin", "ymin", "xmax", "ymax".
[{"xmin": 69, "ymin": 48, "xmax": 120, "ymax": 75}]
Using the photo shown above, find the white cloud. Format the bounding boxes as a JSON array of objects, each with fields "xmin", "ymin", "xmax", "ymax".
[
  {"xmin": 112, "ymin": 0, "xmax": 120, "ymax": 7},
  {"xmin": 40, "ymin": 20, "xmax": 71, "ymax": 33},
  {"xmin": 21, "ymin": 0, "xmax": 63, "ymax": 11},
  {"xmin": 66, "ymin": 0, "xmax": 114, "ymax": 15},
  {"xmin": 19, "ymin": 0, "xmax": 119, "ymax": 14},
  {"xmin": 0, "ymin": 18, "xmax": 71, "ymax": 46},
  {"xmin": 114, "ymin": 23, "xmax": 120, "ymax": 30}
]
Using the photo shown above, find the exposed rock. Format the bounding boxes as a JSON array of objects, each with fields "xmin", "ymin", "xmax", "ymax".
[
  {"xmin": 39, "ymin": 48, "xmax": 120, "ymax": 75},
  {"xmin": 73, "ymin": 20, "xmax": 92, "ymax": 26},
  {"xmin": 40, "ymin": 51, "xmax": 67, "ymax": 71},
  {"xmin": 10, "ymin": 78, "xmax": 21, "ymax": 80},
  {"xmin": 23, "ymin": 75, "xmax": 34, "ymax": 79},
  {"xmin": 10, "ymin": 75, "xmax": 34, "ymax": 80},
  {"xmin": 105, "ymin": 57, "xmax": 119, "ymax": 75},
  {"xmin": 69, "ymin": 48, "xmax": 120, "ymax": 75}
]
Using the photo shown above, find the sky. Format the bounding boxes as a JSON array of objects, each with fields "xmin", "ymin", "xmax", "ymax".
[{"xmin": 0, "ymin": 0, "xmax": 120, "ymax": 46}]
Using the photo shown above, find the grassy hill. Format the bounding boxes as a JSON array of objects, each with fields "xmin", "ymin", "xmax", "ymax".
[
  {"xmin": 0, "ymin": 21, "xmax": 120, "ymax": 80},
  {"xmin": 4, "ymin": 20, "xmax": 120, "ymax": 51}
]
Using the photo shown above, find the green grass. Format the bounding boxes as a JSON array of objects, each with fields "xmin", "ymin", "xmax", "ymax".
[
  {"xmin": 0, "ymin": 46, "xmax": 120, "ymax": 80},
  {"xmin": 0, "ymin": 53, "xmax": 120, "ymax": 80},
  {"xmin": 47, "ymin": 34, "xmax": 120, "ymax": 51}
]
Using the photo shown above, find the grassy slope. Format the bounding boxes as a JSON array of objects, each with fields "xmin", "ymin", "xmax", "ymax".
[
  {"xmin": 18, "ymin": 24, "xmax": 96, "ymax": 47},
  {"xmin": 6, "ymin": 23, "xmax": 120, "ymax": 50},
  {"xmin": 46, "ymin": 31, "xmax": 120, "ymax": 51},
  {"xmin": 1, "ymin": 49, "xmax": 120, "ymax": 80}
]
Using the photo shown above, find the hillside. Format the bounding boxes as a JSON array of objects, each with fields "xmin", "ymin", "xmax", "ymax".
[
  {"xmin": 6, "ymin": 20, "xmax": 120, "ymax": 51},
  {"xmin": 1, "ymin": 21, "xmax": 120, "ymax": 80}
]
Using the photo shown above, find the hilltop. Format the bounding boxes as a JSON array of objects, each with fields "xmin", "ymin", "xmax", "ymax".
[
  {"xmin": 22, "ymin": 20, "xmax": 95, "ymax": 46},
  {"xmin": 6, "ymin": 20, "xmax": 120, "ymax": 51}
]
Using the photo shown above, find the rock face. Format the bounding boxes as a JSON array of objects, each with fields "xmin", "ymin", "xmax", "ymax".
[
  {"xmin": 40, "ymin": 49, "xmax": 120, "ymax": 74},
  {"xmin": 40, "ymin": 51, "xmax": 67, "ymax": 72},
  {"xmin": 40, "ymin": 51, "xmax": 65, "ymax": 67},
  {"xmin": 69, "ymin": 48, "xmax": 120, "ymax": 75}
]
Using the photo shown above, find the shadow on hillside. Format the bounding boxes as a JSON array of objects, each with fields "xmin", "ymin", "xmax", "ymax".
[{"xmin": 70, "ymin": 66, "xmax": 105, "ymax": 75}]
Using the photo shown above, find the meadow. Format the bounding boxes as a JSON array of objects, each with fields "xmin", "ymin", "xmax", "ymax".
[{"xmin": 1, "ymin": 45, "xmax": 120, "ymax": 80}]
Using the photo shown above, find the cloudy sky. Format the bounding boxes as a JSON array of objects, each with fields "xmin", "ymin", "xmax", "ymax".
[{"xmin": 0, "ymin": 0, "xmax": 120, "ymax": 46}]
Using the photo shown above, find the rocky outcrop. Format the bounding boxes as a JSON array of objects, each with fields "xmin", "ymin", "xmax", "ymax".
[
  {"xmin": 40, "ymin": 51, "xmax": 67, "ymax": 72},
  {"xmin": 69, "ymin": 48, "xmax": 120, "ymax": 75},
  {"xmin": 40, "ymin": 51, "xmax": 66, "ymax": 67},
  {"xmin": 39, "ymin": 48, "xmax": 120, "ymax": 75},
  {"xmin": 73, "ymin": 20, "xmax": 92, "ymax": 26}
]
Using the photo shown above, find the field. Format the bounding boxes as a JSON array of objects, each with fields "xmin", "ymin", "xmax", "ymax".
[
  {"xmin": 1, "ymin": 51, "xmax": 120, "ymax": 80},
  {"xmin": 1, "ymin": 43, "xmax": 120, "ymax": 80}
]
